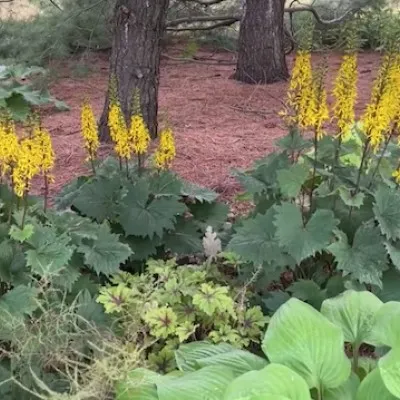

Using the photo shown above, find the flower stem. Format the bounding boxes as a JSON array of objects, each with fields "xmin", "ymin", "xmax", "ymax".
[
  {"xmin": 21, "ymin": 193, "xmax": 28, "ymax": 229},
  {"xmin": 368, "ymin": 131, "xmax": 393, "ymax": 189},
  {"xmin": 125, "ymin": 158, "xmax": 129, "ymax": 179},
  {"xmin": 90, "ymin": 155, "xmax": 96, "ymax": 176},
  {"xmin": 43, "ymin": 174, "xmax": 49, "ymax": 213},
  {"xmin": 309, "ymin": 130, "xmax": 318, "ymax": 213}
]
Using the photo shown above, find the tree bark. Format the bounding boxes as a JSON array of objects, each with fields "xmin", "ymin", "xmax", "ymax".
[
  {"xmin": 234, "ymin": 0, "xmax": 289, "ymax": 84},
  {"xmin": 99, "ymin": 0, "xmax": 169, "ymax": 141}
]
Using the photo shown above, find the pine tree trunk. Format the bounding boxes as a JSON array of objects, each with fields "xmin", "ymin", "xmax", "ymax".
[
  {"xmin": 234, "ymin": 0, "xmax": 289, "ymax": 84},
  {"xmin": 99, "ymin": 0, "xmax": 169, "ymax": 141}
]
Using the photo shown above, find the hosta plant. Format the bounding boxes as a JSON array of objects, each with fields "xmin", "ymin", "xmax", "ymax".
[
  {"xmin": 117, "ymin": 290, "xmax": 400, "ymax": 400},
  {"xmin": 96, "ymin": 258, "xmax": 267, "ymax": 373}
]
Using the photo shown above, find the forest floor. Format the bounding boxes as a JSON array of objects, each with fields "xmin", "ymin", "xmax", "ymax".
[{"xmin": 39, "ymin": 48, "xmax": 381, "ymax": 209}]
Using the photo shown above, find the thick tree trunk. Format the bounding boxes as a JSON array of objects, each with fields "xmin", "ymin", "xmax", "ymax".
[
  {"xmin": 99, "ymin": 0, "xmax": 169, "ymax": 141},
  {"xmin": 234, "ymin": 0, "xmax": 289, "ymax": 84}
]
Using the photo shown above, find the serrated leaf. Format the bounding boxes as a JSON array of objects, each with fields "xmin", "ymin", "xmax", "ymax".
[
  {"xmin": 163, "ymin": 219, "xmax": 202, "ymax": 255},
  {"xmin": 339, "ymin": 187, "xmax": 365, "ymax": 208},
  {"xmin": 356, "ymin": 368, "xmax": 397, "ymax": 400},
  {"xmin": 189, "ymin": 201, "xmax": 229, "ymax": 230},
  {"xmin": 276, "ymin": 128, "xmax": 312, "ymax": 153},
  {"xmin": 328, "ymin": 226, "xmax": 387, "ymax": 288},
  {"xmin": 262, "ymin": 291, "xmax": 291, "ymax": 313},
  {"xmin": 385, "ymin": 241, "xmax": 400, "ymax": 271},
  {"xmin": 277, "ymin": 163, "xmax": 309, "ymax": 198},
  {"xmin": 263, "ymin": 298, "xmax": 351, "ymax": 390},
  {"xmin": 53, "ymin": 99, "xmax": 69, "ymax": 111},
  {"xmin": 9, "ymin": 224, "xmax": 34, "ymax": 243},
  {"xmin": 78, "ymin": 223, "xmax": 132, "ymax": 275},
  {"xmin": 180, "ymin": 181, "xmax": 218, "ymax": 203},
  {"xmin": 274, "ymin": 203, "xmax": 338, "ymax": 264},
  {"xmin": 5, "ymin": 93, "xmax": 30, "ymax": 121},
  {"xmin": 232, "ymin": 169, "xmax": 267, "ymax": 195},
  {"xmin": 51, "ymin": 264, "xmax": 81, "ymax": 292},
  {"xmin": 148, "ymin": 171, "xmax": 182, "ymax": 197},
  {"xmin": 320, "ymin": 290, "xmax": 383, "ymax": 347},
  {"xmin": 123, "ymin": 235, "xmax": 160, "ymax": 261},
  {"xmin": 0, "ymin": 285, "xmax": 38, "ymax": 316},
  {"xmin": 378, "ymin": 269, "xmax": 400, "ymax": 302},
  {"xmin": 76, "ymin": 290, "xmax": 108, "ymax": 326},
  {"xmin": 54, "ymin": 176, "xmax": 89, "ymax": 210},
  {"xmin": 288, "ymin": 280, "xmax": 326, "ymax": 310},
  {"xmin": 373, "ymin": 185, "xmax": 400, "ymax": 240},
  {"xmin": 117, "ymin": 181, "xmax": 186, "ymax": 239},
  {"xmin": 73, "ymin": 177, "xmax": 122, "ymax": 222}
]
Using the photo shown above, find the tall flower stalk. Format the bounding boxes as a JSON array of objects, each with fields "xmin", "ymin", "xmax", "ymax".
[{"xmin": 81, "ymin": 100, "xmax": 99, "ymax": 175}]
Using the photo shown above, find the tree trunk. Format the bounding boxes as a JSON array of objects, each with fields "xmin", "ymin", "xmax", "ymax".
[
  {"xmin": 234, "ymin": 0, "xmax": 289, "ymax": 84},
  {"xmin": 99, "ymin": 0, "xmax": 169, "ymax": 141}
]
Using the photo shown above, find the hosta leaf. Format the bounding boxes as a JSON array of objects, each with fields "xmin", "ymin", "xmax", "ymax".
[
  {"xmin": 73, "ymin": 177, "xmax": 122, "ymax": 222},
  {"xmin": 228, "ymin": 208, "xmax": 283, "ymax": 265},
  {"xmin": 371, "ymin": 301, "xmax": 400, "ymax": 348},
  {"xmin": 180, "ymin": 181, "xmax": 218, "ymax": 203},
  {"xmin": 374, "ymin": 185, "xmax": 400, "ymax": 240},
  {"xmin": 356, "ymin": 367, "xmax": 398, "ymax": 400},
  {"xmin": 323, "ymin": 373, "xmax": 360, "ymax": 400},
  {"xmin": 339, "ymin": 187, "xmax": 365, "ymax": 208},
  {"xmin": 288, "ymin": 280, "xmax": 327, "ymax": 310},
  {"xmin": 379, "ymin": 347, "xmax": 400, "ymax": 397},
  {"xmin": 157, "ymin": 365, "xmax": 235, "ymax": 400},
  {"xmin": 320, "ymin": 290, "xmax": 383, "ymax": 347},
  {"xmin": 0, "ymin": 285, "xmax": 38, "ymax": 316},
  {"xmin": 78, "ymin": 223, "xmax": 132, "ymax": 275},
  {"xmin": 274, "ymin": 203, "xmax": 338, "ymax": 264},
  {"xmin": 117, "ymin": 181, "xmax": 186, "ymax": 238},
  {"xmin": 263, "ymin": 298, "xmax": 351, "ymax": 390},
  {"xmin": 328, "ymin": 226, "xmax": 387, "ymax": 287},
  {"xmin": 223, "ymin": 363, "xmax": 311, "ymax": 400},
  {"xmin": 277, "ymin": 163, "xmax": 309, "ymax": 198}
]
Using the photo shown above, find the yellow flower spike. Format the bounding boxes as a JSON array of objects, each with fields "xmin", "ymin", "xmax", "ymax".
[
  {"xmin": 108, "ymin": 102, "xmax": 130, "ymax": 160},
  {"xmin": 0, "ymin": 120, "xmax": 19, "ymax": 178},
  {"xmin": 333, "ymin": 53, "xmax": 358, "ymax": 140},
  {"xmin": 33, "ymin": 125, "xmax": 55, "ymax": 175},
  {"xmin": 392, "ymin": 168, "xmax": 400, "ymax": 184},
  {"xmin": 154, "ymin": 128, "xmax": 176, "ymax": 170},
  {"xmin": 129, "ymin": 114, "xmax": 150, "ymax": 155},
  {"xmin": 81, "ymin": 101, "xmax": 99, "ymax": 163}
]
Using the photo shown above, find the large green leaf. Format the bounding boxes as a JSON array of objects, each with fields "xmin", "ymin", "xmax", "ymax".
[
  {"xmin": 223, "ymin": 363, "xmax": 311, "ymax": 400},
  {"xmin": 385, "ymin": 242, "xmax": 400, "ymax": 271},
  {"xmin": 274, "ymin": 203, "xmax": 338, "ymax": 264},
  {"xmin": 371, "ymin": 301, "xmax": 400, "ymax": 348},
  {"xmin": 374, "ymin": 185, "xmax": 400, "ymax": 241},
  {"xmin": 287, "ymin": 279, "xmax": 327, "ymax": 310},
  {"xmin": 356, "ymin": 368, "xmax": 398, "ymax": 400},
  {"xmin": 5, "ymin": 93, "xmax": 30, "ymax": 121},
  {"xmin": 328, "ymin": 226, "xmax": 387, "ymax": 287},
  {"xmin": 148, "ymin": 171, "xmax": 182, "ymax": 197},
  {"xmin": 276, "ymin": 129, "xmax": 312, "ymax": 153},
  {"xmin": 163, "ymin": 219, "xmax": 202, "ymax": 255},
  {"xmin": 262, "ymin": 298, "xmax": 351, "ymax": 390},
  {"xmin": 323, "ymin": 373, "xmax": 360, "ymax": 400},
  {"xmin": 78, "ymin": 223, "xmax": 132, "ymax": 276},
  {"xmin": 0, "ymin": 285, "xmax": 38, "ymax": 316},
  {"xmin": 189, "ymin": 201, "xmax": 229, "ymax": 230},
  {"xmin": 320, "ymin": 290, "xmax": 383, "ymax": 347},
  {"xmin": 228, "ymin": 208, "xmax": 284, "ymax": 265},
  {"xmin": 73, "ymin": 177, "xmax": 122, "ymax": 222},
  {"xmin": 117, "ymin": 180, "xmax": 186, "ymax": 239},
  {"xmin": 378, "ymin": 269, "xmax": 400, "ymax": 302},
  {"xmin": 277, "ymin": 163, "xmax": 309, "ymax": 198},
  {"xmin": 180, "ymin": 181, "xmax": 218, "ymax": 203},
  {"xmin": 379, "ymin": 347, "xmax": 400, "ymax": 398},
  {"xmin": 157, "ymin": 366, "xmax": 235, "ymax": 400}
]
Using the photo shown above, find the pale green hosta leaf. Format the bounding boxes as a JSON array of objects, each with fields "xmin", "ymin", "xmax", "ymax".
[
  {"xmin": 277, "ymin": 163, "xmax": 309, "ymax": 198},
  {"xmin": 223, "ymin": 363, "xmax": 311, "ymax": 400},
  {"xmin": 370, "ymin": 301, "xmax": 400, "ymax": 348},
  {"xmin": 322, "ymin": 373, "xmax": 360, "ymax": 400},
  {"xmin": 320, "ymin": 290, "xmax": 383, "ymax": 347},
  {"xmin": 262, "ymin": 298, "xmax": 351, "ymax": 391},
  {"xmin": 157, "ymin": 365, "xmax": 235, "ymax": 400},
  {"xmin": 274, "ymin": 203, "xmax": 338, "ymax": 264},
  {"xmin": 379, "ymin": 347, "xmax": 400, "ymax": 398},
  {"xmin": 356, "ymin": 368, "xmax": 398, "ymax": 400}
]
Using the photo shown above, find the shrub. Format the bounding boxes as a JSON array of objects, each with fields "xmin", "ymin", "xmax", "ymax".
[{"xmin": 118, "ymin": 290, "xmax": 400, "ymax": 399}]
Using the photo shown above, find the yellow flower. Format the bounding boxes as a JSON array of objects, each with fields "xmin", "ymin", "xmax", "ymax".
[
  {"xmin": 108, "ymin": 103, "xmax": 130, "ymax": 159},
  {"xmin": 33, "ymin": 125, "xmax": 55, "ymax": 175},
  {"xmin": 309, "ymin": 67, "xmax": 329, "ymax": 140},
  {"xmin": 129, "ymin": 114, "xmax": 150, "ymax": 155},
  {"xmin": 0, "ymin": 120, "xmax": 19, "ymax": 177},
  {"xmin": 13, "ymin": 137, "xmax": 41, "ymax": 197},
  {"xmin": 393, "ymin": 169, "xmax": 400, "ymax": 184},
  {"xmin": 333, "ymin": 53, "xmax": 358, "ymax": 140},
  {"xmin": 281, "ymin": 51, "xmax": 315, "ymax": 128},
  {"xmin": 81, "ymin": 101, "xmax": 99, "ymax": 162},
  {"xmin": 154, "ymin": 128, "xmax": 176, "ymax": 170}
]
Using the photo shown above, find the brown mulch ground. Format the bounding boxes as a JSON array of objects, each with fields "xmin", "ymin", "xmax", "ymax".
[{"xmin": 37, "ymin": 49, "xmax": 381, "ymax": 208}]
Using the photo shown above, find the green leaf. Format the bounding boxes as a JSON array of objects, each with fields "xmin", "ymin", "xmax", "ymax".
[
  {"xmin": 228, "ymin": 208, "xmax": 284, "ymax": 265},
  {"xmin": 73, "ymin": 177, "xmax": 122, "ymax": 222},
  {"xmin": 277, "ymin": 163, "xmax": 309, "ymax": 198},
  {"xmin": 148, "ymin": 171, "xmax": 182, "ymax": 197},
  {"xmin": 157, "ymin": 365, "xmax": 235, "ymax": 400},
  {"xmin": 78, "ymin": 223, "xmax": 132, "ymax": 276},
  {"xmin": 328, "ymin": 226, "xmax": 388, "ymax": 288},
  {"xmin": 123, "ymin": 235, "xmax": 160, "ymax": 261},
  {"xmin": 223, "ymin": 363, "xmax": 311, "ymax": 400},
  {"xmin": 320, "ymin": 290, "xmax": 383, "ymax": 347},
  {"xmin": 385, "ymin": 242, "xmax": 400, "ymax": 271},
  {"xmin": 323, "ymin": 373, "xmax": 360, "ymax": 400},
  {"xmin": 263, "ymin": 298, "xmax": 351, "ymax": 390},
  {"xmin": 26, "ymin": 225, "xmax": 74, "ymax": 277},
  {"xmin": 0, "ymin": 285, "xmax": 38, "ymax": 316},
  {"xmin": 371, "ymin": 301, "xmax": 400, "ymax": 348},
  {"xmin": 54, "ymin": 176, "xmax": 89, "ymax": 210},
  {"xmin": 339, "ymin": 187, "xmax": 365, "ymax": 208},
  {"xmin": 76, "ymin": 290, "xmax": 109, "ymax": 326},
  {"xmin": 373, "ymin": 185, "xmax": 400, "ymax": 240},
  {"xmin": 288, "ymin": 280, "xmax": 327, "ymax": 310},
  {"xmin": 356, "ymin": 368, "xmax": 398, "ymax": 400},
  {"xmin": 274, "ymin": 203, "xmax": 338, "ymax": 264},
  {"xmin": 53, "ymin": 99, "xmax": 70, "ymax": 111},
  {"xmin": 9, "ymin": 224, "xmax": 34, "ymax": 243},
  {"xmin": 379, "ymin": 347, "xmax": 400, "ymax": 398},
  {"xmin": 276, "ymin": 128, "xmax": 312, "ymax": 153},
  {"xmin": 180, "ymin": 181, "xmax": 218, "ymax": 203},
  {"xmin": 189, "ymin": 201, "xmax": 229, "ymax": 230},
  {"xmin": 232, "ymin": 170, "xmax": 267, "ymax": 195},
  {"xmin": 163, "ymin": 219, "xmax": 202, "ymax": 255},
  {"xmin": 117, "ymin": 180, "xmax": 186, "ymax": 239},
  {"xmin": 262, "ymin": 291, "xmax": 291, "ymax": 313},
  {"xmin": 378, "ymin": 269, "xmax": 400, "ymax": 302},
  {"xmin": 5, "ymin": 93, "xmax": 30, "ymax": 121}
]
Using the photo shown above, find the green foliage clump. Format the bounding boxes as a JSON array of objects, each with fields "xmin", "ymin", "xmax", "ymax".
[
  {"xmin": 0, "ymin": 65, "xmax": 68, "ymax": 120},
  {"xmin": 97, "ymin": 258, "xmax": 267, "ymax": 373},
  {"xmin": 118, "ymin": 290, "xmax": 400, "ymax": 400}
]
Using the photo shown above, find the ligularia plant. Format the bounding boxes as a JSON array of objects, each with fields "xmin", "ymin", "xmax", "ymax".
[{"xmin": 117, "ymin": 290, "xmax": 400, "ymax": 400}]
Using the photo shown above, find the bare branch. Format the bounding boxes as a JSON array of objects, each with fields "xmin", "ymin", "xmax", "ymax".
[
  {"xmin": 167, "ymin": 14, "xmax": 240, "ymax": 28},
  {"xmin": 183, "ymin": 0, "xmax": 228, "ymax": 5},
  {"xmin": 0, "ymin": 0, "xmax": 13, "ymax": 3},
  {"xmin": 167, "ymin": 18, "xmax": 238, "ymax": 31}
]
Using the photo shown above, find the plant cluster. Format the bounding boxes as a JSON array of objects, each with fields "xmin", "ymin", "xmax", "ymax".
[
  {"xmin": 118, "ymin": 290, "xmax": 400, "ymax": 400},
  {"xmin": 96, "ymin": 258, "xmax": 266, "ymax": 373},
  {"xmin": 228, "ymin": 45, "xmax": 400, "ymax": 312},
  {"xmin": 0, "ymin": 65, "xmax": 68, "ymax": 121}
]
